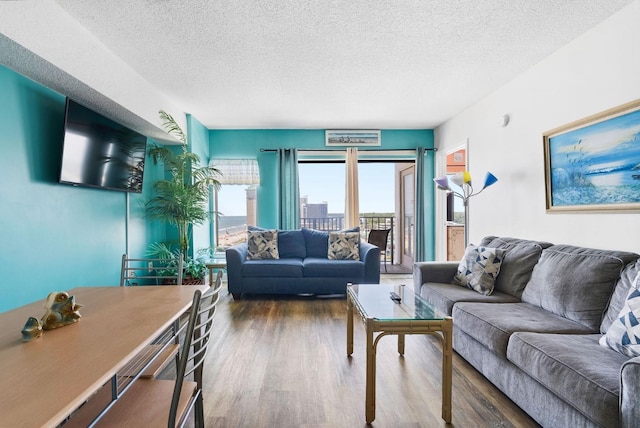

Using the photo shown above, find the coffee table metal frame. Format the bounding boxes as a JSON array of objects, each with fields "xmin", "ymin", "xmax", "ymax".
[{"xmin": 346, "ymin": 283, "xmax": 453, "ymax": 424}]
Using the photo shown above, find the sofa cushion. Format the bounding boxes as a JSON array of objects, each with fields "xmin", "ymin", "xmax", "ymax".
[
  {"xmin": 249, "ymin": 226, "xmax": 306, "ymax": 258},
  {"xmin": 453, "ymin": 245, "xmax": 506, "ymax": 295},
  {"xmin": 601, "ymin": 258, "xmax": 640, "ymax": 333},
  {"xmin": 302, "ymin": 227, "xmax": 359, "ymax": 258},
  {"xmin": 277, "ymin": 229, "xmax": 307, "ymax": 259},
  {"xmin": 478, "ymin": 236, "xmax": 553, "ymax": 298},
  {"xmin": 418, "ymin": 282, "xmax": 520, "ymax": 316},
  {"xmin": 302, "ymin": 228, "xmax": 330, "ymax": 258},
  {"xmin": 453, "ymin": 302, "xmax": 593, "ymax": 357},
  {"xmin": 600, "ymin": 276, "xmax": 640, "ymax": 358},
  {"xmin": 521, "ymin": 245, "xmax": 639, "ymax": 331},
  {"xmin": 242, "ymin": 258, "xmax": 303, "ymax": 278},
  {"xmin": 247, "ymin": 230, "xmax": 279, "ymax": 260},
  {"xmin": 303, "ymin": 257, "xmax": 364, "ymax": 278},
  {"xmin": 328, "ymin": 231, "xmax": 360, "ymax": 260},
  {"xmin": 507, "ymin": 333, "xmax": 626, "ymax": 426}
]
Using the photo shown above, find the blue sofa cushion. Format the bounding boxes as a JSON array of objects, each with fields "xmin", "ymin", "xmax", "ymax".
[
  {"xmin": 302, "ymin": 227, "xmax": 359, "ymax": 258},
  {"xmin": 303, "ymin": 257, "xmax": 364, "ymax": 278},
  {"xmin": 243, "ymin": 258, "xmax": 303, "ymax": 278},
  {"xmin": 277, "ymin": 229, "xmax": 307, "ymax": 259},
  {"xmin": 302, "ymin": 228, "xmax": 330, "ymax": 258},
  {"xmin": 249, "ymin": 226, "xmax": 306, "ymax": 258}
]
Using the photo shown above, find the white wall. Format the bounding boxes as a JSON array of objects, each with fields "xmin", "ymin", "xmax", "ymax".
[{"xmin": 434, "ymin": 0, "xmax": 640, "ymax": 256}]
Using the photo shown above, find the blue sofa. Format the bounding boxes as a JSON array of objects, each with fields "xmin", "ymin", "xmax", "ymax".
[{"xmin": 225, "ymin": 228, "xmax": 380, "ymax": 299}]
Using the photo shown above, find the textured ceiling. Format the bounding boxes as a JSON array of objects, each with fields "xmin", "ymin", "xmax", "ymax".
[{"xmin": 5, "ymin": 0, "xmax": 637, "ymax": 129}]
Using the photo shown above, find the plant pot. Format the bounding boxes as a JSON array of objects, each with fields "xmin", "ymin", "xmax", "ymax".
[{"xmin": 182, "ymin": 276, "xmax": 205, "ymax": 285}]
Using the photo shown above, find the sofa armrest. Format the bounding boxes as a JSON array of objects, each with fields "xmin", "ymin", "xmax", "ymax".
[
  {"xmin": 226, "ymin": 243, "xmax": 248, "ymax": 293},
  {"xmin": 412, "ymin": 261, "xmax": 459, "ymax": 294},
  {"xmin": 360, "ymin": 241, "xmax": 381, "ymax": 283},
  {"xmin": 620, "ymin": 355, "xmax": 640, "ymax": 427}
]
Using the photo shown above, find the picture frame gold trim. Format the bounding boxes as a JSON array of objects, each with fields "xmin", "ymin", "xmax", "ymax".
[
  {"xmin": 543, "ymin": 98, "xmax": 640, "ymax": 212},
  {"xmin": 325, "ymin": 130, "xmax": 381, "ymax": 147}
]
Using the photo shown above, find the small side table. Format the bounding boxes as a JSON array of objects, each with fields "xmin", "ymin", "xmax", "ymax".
[{"xmin": 205, "ymin": 258, "xmax": 227, "ymax": 286}]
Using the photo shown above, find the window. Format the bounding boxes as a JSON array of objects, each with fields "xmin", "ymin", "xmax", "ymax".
[
  {"xmin": 215, "ymin": 184, "xmax": 257, "ymax": 248},
  {"xmin": 298, "ymin": 162, "xmax": 345, "ymax": 230},
  {"xmin": 210, "ymin": 158, "xmax": 260, "ymax": 249}
]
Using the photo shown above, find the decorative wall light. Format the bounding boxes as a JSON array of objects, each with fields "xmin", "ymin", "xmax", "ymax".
[{"xmin": 434, "ymin": 171, "xmax": 498, "ymax": 247}]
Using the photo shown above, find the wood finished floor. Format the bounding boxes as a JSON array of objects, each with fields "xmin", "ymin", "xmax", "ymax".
[{"xmin": 195, "ymin": 276, "xmax": 540, "ymax": 428}]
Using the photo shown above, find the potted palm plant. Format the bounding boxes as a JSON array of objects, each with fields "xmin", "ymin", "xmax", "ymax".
[{"xmin": 145, "ymin": 111, "xmax": 220, "ymax": 283}]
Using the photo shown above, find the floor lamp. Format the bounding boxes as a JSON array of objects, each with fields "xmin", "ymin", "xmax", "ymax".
[{"xmin": 434, "ymin": 171, "xmax": 498, "ymax": 247}]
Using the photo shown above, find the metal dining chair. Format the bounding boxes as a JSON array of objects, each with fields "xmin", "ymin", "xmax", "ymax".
[
  {"xmin": 120, "ymin": 254, "xmax": 184, "ymax": 286},
  {"xmin": 86, "ymin": 281, "xmax": 222, "ymax": 427}
]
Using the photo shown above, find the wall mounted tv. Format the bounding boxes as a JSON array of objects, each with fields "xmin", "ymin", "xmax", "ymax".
[{"xmin": 59, "ymin": 98, "xmax": 147, "ymax": 193}]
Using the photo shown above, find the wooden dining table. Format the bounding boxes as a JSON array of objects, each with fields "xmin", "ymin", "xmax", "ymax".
[{"xmin": 0, "ymin": 285, "xmax": 206, "ymax": 428}]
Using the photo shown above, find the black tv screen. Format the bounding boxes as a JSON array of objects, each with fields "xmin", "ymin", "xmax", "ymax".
[{"xmin": 59, "ymin": 98, "xmax": 147, "ymax": 193}]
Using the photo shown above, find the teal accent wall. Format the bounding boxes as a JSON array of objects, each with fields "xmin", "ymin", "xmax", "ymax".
[
  {"xmin": 209, "ymin": 129, "xmax": 435, "ymax": 257},
  {"xmin": 0, "ymin": 66, "xmax": 164, "ymax": 312},
  {"xmin": 127, "ymin": 136, "xmax": 167, "ymax": 259},
  {"xmin": 187, "ymin": 114, "xmax": 212, "ymax": 258}
]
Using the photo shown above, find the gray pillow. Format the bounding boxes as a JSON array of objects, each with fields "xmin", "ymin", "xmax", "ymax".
[
  {"xmin": 478, "ymin": 236, "xmax": 553, "ymax": 298},
  {"xmin": 522, "ymin": 245, "xmax": 639, "ymax": 331}
]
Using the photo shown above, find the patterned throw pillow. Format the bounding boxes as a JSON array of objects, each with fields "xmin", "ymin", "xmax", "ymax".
[
  {"xmin": 453, "ymin": 244, "xmax": 506, "ymax": 295},
  {"xmin": 600, "ymin": 274, "xmax": 640, "ymax": 357},
  {"xmin": 327, "ymin": 232, "xmax": 360, "ymax": 260},
  {"xmin": 247, "ymin": 230, "xmax": 279, "ymax": 260}
]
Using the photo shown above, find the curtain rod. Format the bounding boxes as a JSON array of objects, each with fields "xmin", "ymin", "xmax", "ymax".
[{"xmin": 260, "ymin": 148, "xmax": 437, "ymax": 152}]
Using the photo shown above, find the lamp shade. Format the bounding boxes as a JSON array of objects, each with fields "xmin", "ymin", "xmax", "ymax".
[
  {"xmin": 433, "ymin": 176, "xmax": 450, "ymax": 190},
  {"xmin": 450, "ymin": 172, "xmax": 464, "ymax": 187},
  {"xmin": 482, "ymin": 172, "xmax": 498, "ymax": 189},
  {"xmin": 462, "ymin": 170, "xmax": 472, "ymax": 184}
]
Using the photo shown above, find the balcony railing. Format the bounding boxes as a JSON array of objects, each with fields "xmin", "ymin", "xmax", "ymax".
[{"xmin": 299, "ymin": 215, "xmax": 396, "ymax": 265}]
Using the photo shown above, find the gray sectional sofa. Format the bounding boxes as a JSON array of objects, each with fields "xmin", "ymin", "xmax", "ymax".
[
  {"xmin": 414, "ymin": 236, "xmax": 640, "ymax": 428},
  {"xmin": 226, "ymin": 228, "xmax": 380, "ymax": 299}
]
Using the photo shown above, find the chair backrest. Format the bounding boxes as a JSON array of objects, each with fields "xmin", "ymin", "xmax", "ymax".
[
  {"xmin": 169, "ymin": 278, "xmax": 222, "ymax": 426},
  {"xmin": 368, "ymin": 229, "xmax": 391, "ymax": 251},
  {"xmin": 120, "ymin": 254, "xmax": 184, "ymax": 286}
]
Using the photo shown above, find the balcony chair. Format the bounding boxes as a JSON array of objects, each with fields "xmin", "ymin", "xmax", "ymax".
[
  {"xmin": 83, "ymin": 281, "xmax": 222, "ymax": 427},
  {"xmin": 367, "ymin": 229, "xmax": 391, "ymax": 272},
  {"xmin": 120, "ymin": 254, "xmax": 184, "ymax": 286}
]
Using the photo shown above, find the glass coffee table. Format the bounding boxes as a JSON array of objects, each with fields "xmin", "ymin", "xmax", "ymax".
[{"xmin": 346, "ymin": 283, "xmax": 453, "ymax": 424}]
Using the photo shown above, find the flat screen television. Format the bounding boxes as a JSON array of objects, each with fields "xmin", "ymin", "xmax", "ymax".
[{"xmin": 59, "ymin": 98, "xmax": 147, "ymax": 193}]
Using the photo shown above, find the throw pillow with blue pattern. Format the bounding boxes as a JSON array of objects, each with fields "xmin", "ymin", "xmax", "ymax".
[
  {"xmin": 328, "ymin": 232, "xmax": 360, "ymax": 260},
  {"xmin": 453, "ymin": 244, "xmax": 506, "ymax": 295},
  {"xmin": 247, "ymin": 230, "xmax": 279, "ymax": 260},
  {"xmin": 600, "ymin": 273, "xmax": 640, "ymax": 357}
]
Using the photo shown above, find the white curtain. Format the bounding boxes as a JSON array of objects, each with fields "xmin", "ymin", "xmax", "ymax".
[{"xmin": 344, "ymin": 147, "xmax": 359, "ymax": 229}]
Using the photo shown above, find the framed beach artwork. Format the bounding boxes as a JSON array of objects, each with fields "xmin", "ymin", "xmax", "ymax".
[
  {"xmin": 543, "ymin": 98, "xmax": 640, "ymax": 212},
  {"xmin": 325, "ymin": 130, "xmax": 381, "ymax": 146}
]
